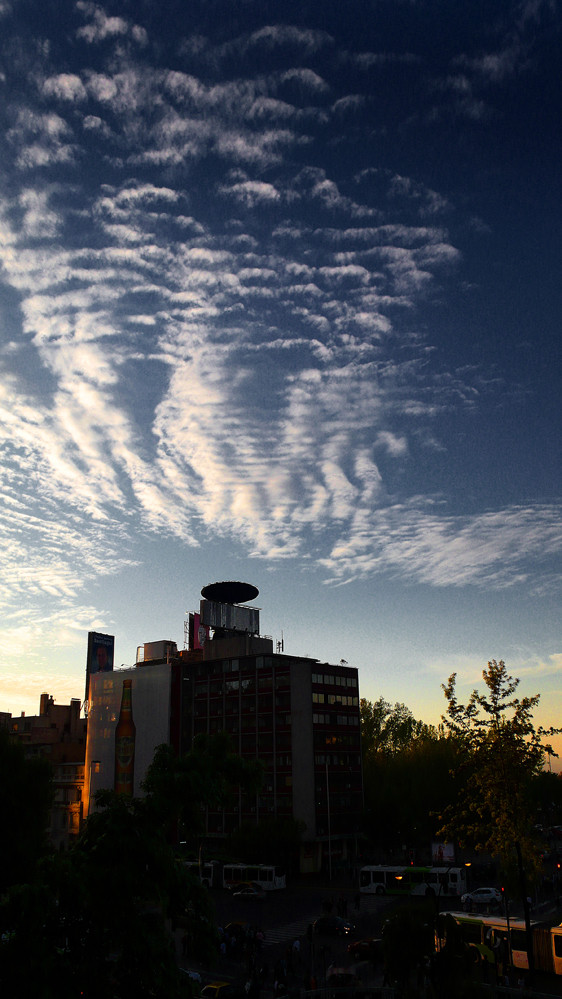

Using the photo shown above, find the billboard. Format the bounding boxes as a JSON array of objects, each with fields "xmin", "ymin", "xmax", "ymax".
[
  {"xmin": 200, "ymin": 599, "xmax": 259, "ymax": 634},
  {"xmin": 85, "ymin": 631, "xmax": 115, "ymax": 703},
  {"xmin": 432, "ymin": 841, "xmax": 455, "ymax": 863},
  {"xmin": 188, "ymin": 611, "xmax": 209, "ymax": 650},
  {"xmin": 85, "ymin": 664, "xmax": 172, "ymax": 813}
]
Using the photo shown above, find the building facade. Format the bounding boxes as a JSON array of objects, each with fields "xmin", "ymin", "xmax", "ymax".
[
  {"xmin": 175, "ymin": 642, "xmax": 363, "ymax": 869},
  {"xmin": 9, "ymin": 693, "xmax": 87, "ymax": 849},
  {"xmin": 86, "ymin": 584, "xmax": 364, "ymax": 874}
]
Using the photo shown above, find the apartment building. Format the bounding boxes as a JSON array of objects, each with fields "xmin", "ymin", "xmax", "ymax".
[{"xmin": 9, "ymin": 693, "xmax": 86, "ymax": 848}]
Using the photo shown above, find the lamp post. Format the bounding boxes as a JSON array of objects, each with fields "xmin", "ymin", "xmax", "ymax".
[{"xmin": 326, "ymin": 761, "xmax": 332, "ymax": 882}]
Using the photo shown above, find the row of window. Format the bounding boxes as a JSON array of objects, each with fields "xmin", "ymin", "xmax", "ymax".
[
  {"xmin": 199, "ymin": 657, "xmax": 290, "ymax": 676},
  {"xmin": 314, "ymin": 754, "xmax": 361, "ymax": 767},
  {"xmin": 192, "ymin": 720, "xmax": 293, "ymax": 750},
  {"xmin": 201, "ymin": 692, "xmax": 291, "ymax": 708},
  {"xmin": 204, "ymin": 675, "xmax": 291, "ymax": 695},
  {"xmin": 312, "ymin": 673, "xmax": 358, "ymax": 688},
  {"xmin": 315, "ymin": 733, "xmax": 361, "ymax": 748},
  {"xmin": 313, "ymin": 713, "xmax": 360, "ymax": 726},
  {"xmin": 312, "ymin": 693, "xmax": 359, "ymax": 706}
]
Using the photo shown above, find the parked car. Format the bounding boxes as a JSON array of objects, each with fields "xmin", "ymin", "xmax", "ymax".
[
  {"xmin": 231, "ymin": 883, "xmax": 266, "ymax": 899},
  {"xmin": 313, "ymin": 915, "xmax": 355, "ymax": 937},
  {"xmin": 347, "ymin": 937, "xmax": 383, "ymax": 962},
  {"xmin": 460, "ymin": 887, "xmax": 502, "ymax": 910},
  {"xmin": 200, "ymin": 982, "xmax": 245, "ymax": 999}
]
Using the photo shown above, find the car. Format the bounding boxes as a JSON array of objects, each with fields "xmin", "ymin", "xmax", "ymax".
[
  {"xmin": 326, "ymin": 967, "xmax": 361, "ymax": 986},
  {"xmin": 313, "ymin": 915, "xmax": 355, "ymax": 937},
  {"xmin": 460, "ymin": 887, "xmax": 502, "ymax": 910},
  {"xmin": 231, "ymin": 883, "xmax": 266, "ymax": 899},
  {"xmin": 347, "ymin": 937, "xmax": 383, "ymax": 962},
  {"xmin": 200, "ymin": 983, "xmax": 245, "ymax": 999}
]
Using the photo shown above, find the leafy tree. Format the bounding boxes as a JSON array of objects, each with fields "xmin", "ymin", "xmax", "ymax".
[
  {"xmin": 1, "ymin": 788, "xmax": 210, "ymax": 998},
  {"xmin": 360, "ymin": 696, "xmax": 437, "ymax": 758},
  {"xmin": 362, "ymin": 727, "xmax": 460, "ymax": 855},
  {"xmin": 1, "ymin": 736, "xmax": 265, "ymax": 997},
  {"xmin": 360, "ymin": 697, "xmax": 457, "ymax": 855},
  {"xmin": 439, "ymin": 660, "xmax": 561, "ymax": 978},
  {"xmin": 141, "ymin": 732, "xmax": 264, "ymax": 847},
  {"xmin": 0, "ymin": 728, "xmax": 53, "ymax": 891}
]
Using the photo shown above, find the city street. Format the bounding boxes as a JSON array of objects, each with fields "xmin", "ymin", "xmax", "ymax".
[{"xmin": 179, "ymin": 880, "xmax": 394, "ymax": 991}]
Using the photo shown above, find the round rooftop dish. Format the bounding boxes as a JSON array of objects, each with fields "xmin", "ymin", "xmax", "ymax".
[{"xmin": 201, "ymin": 581, "xmax": 259, "ymax": 604}]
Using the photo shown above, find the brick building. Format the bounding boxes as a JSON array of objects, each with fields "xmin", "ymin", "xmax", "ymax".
[{"xmin": 9, "ymin": 693, "xmax": 86, "ymax": 849}]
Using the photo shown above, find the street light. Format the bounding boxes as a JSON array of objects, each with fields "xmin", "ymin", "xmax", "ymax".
[{"xmin": 326, "ymin": 761, "xmax": 332, "ymax": 882}]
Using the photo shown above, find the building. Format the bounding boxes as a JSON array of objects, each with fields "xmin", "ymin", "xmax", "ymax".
[
  {"xmin": 86, "ymin": 582, "xmax": 363, "ymax": 873},
  {"xmin": 9, "ymin": 693, "xmax": 87, "ymax": 849}
]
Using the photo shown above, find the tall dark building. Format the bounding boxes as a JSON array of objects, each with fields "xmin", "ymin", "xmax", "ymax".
[{"xmin": 86, "ymin": 582, "xmax": 363, "ymax": 874}]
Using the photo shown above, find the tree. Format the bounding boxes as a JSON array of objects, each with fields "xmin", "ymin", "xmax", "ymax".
[
  {"xmin": 1, "ymin": 735, "xmax": 263, "ymax": 997},
  {"xmin": 360, "ymin": 696, "xmax": 436, "ymax": 758},
  {"xmin": 360, "ymin": 697, "xmax": 456, "ymax": 855},
  {"xmin": 439, "ymin": 660, "xmax": 561, "ymax": 979},
  {"xmin": 141, "ymin": 732, "xmax": 264, "ymax": 847},
  {"xmin": 0, "ymin": 728, "xmax": 53, "ymax": 891}
]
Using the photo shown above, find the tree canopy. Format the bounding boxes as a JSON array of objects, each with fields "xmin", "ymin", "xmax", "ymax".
[
  {"xmin": 0, "ymin": 728, "xmax": 53, "ymax": 892},
  {"xmin": 141, "ymin": 731, "xmax": 264, "ymax": 847},
  {"xmin": 0, "ymin": 733, "xmax": 263, "ymax": 998},
  {"xmin": 439, "ymin": 660, "xmax": 561, "ymax": 979},
  {"xmin": 360, "ymin": 696, "xmax": 437, "ymax": 758},
  {"xmin": 360, "ymin": 697, "xmax": 459, "ymax": 855},
  {"xmin": 439, "ymin": 660, "xmax": 559, "ymax": 875}
]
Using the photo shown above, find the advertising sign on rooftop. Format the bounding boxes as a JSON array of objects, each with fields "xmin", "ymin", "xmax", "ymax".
[
  {"xmin": 85, "ymin": 631, "xmax": 115, "ymax": 703},
  {"xmin": 200, "ymin": 599, "xmax": 259, "ymax": 634}
]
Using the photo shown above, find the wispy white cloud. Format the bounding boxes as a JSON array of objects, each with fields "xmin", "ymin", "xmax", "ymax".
[
  {"xmin": 320, "ymin": 503, "xmax": 562, "ymax": 590},
  {"xmin": 76, "ymin": 2, "xmax": 148, "ymax": 46},
  {"xmin": 0, "ymin": 2, "xmax": 559, "ymax": 646}
]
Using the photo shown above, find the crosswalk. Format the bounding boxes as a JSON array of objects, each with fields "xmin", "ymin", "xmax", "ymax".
[
  {"xmin": 262, "ymin": 915, "xmax": 314, "ymax": 947},
  {"xmin": 261, "ymin": 896, "xmax": 385, "ymax": 949}
]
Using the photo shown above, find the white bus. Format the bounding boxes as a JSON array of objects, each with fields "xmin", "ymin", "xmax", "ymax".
[
  {"xmin": 223, "ymin": 863, "xmax": 286, "ymax": 891},
  {"xmin": 360, "ymin": 864, "xmax": 466, "ymax": 898}
]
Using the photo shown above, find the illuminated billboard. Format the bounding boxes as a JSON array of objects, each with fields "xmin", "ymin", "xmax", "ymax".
[{"xmin": 85, "ymin": 631, "xmax": 114, "ymax": 703}]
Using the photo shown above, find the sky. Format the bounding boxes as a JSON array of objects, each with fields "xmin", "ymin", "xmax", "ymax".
[{"xmin": 0, "ymin": 1, "xmax": 561, "ymax": 757}]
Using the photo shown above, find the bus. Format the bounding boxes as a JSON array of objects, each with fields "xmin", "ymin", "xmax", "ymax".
[
  {"xmin": 222, "ymin": 863, "xmax": 286, "ymax": 891},
  {"xmin": 359, "ymin": 864, "xmax": 467, "ymax": 898},
  {"xmin": 437, "ymin": 910, "xmax": 562, "ymax": 975}
]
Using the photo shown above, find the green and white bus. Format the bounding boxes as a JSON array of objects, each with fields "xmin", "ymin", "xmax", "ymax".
[
  {"xmin": 436, "ymin": 910, "xmax": 562, "ymax": 975},
  {"xmin": 359, "ymin": 864, "xmax": 467, "ymax": 898}
]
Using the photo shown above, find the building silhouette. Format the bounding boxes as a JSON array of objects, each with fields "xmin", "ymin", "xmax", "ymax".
[{"xmin": 86, "ymin": 582, "xmax": 363, "ymax": 874}]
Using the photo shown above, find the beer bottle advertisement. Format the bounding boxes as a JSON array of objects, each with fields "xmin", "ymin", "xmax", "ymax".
[{"xmin": 114, "ymin": 678, "xmax": 135, "ymax": 796}]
